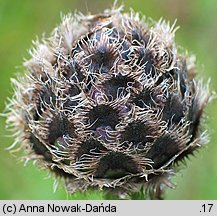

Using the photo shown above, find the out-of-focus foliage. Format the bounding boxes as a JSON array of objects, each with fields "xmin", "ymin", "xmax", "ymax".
[{"xmin": 0, "ymin": 0, "xmax": 216, "ymax": 199}]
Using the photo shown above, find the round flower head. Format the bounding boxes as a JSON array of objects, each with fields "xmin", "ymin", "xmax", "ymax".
[{"xmin": 6, "ymin": 5, "xmax": 212, "ymax": 199}]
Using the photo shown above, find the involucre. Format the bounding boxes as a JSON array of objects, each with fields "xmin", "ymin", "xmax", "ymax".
[{"xmin": 6, "ymin": 5, "xmax": 212, "ymax": 199}]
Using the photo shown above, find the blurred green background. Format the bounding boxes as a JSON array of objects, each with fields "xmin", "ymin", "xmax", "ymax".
[{"xmin": 0, "ymin": 0, "xmax": 217, "ymax": 200}]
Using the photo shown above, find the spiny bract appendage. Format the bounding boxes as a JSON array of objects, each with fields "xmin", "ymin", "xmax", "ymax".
[{"xmin": 6, "ymin": 6, "xmax": 211, "ymax": 199}]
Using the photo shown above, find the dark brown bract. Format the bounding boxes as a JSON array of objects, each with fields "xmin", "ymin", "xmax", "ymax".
[{"xmin": 6, "ymin": 5, "xmax": 211, "ymax": 199}]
